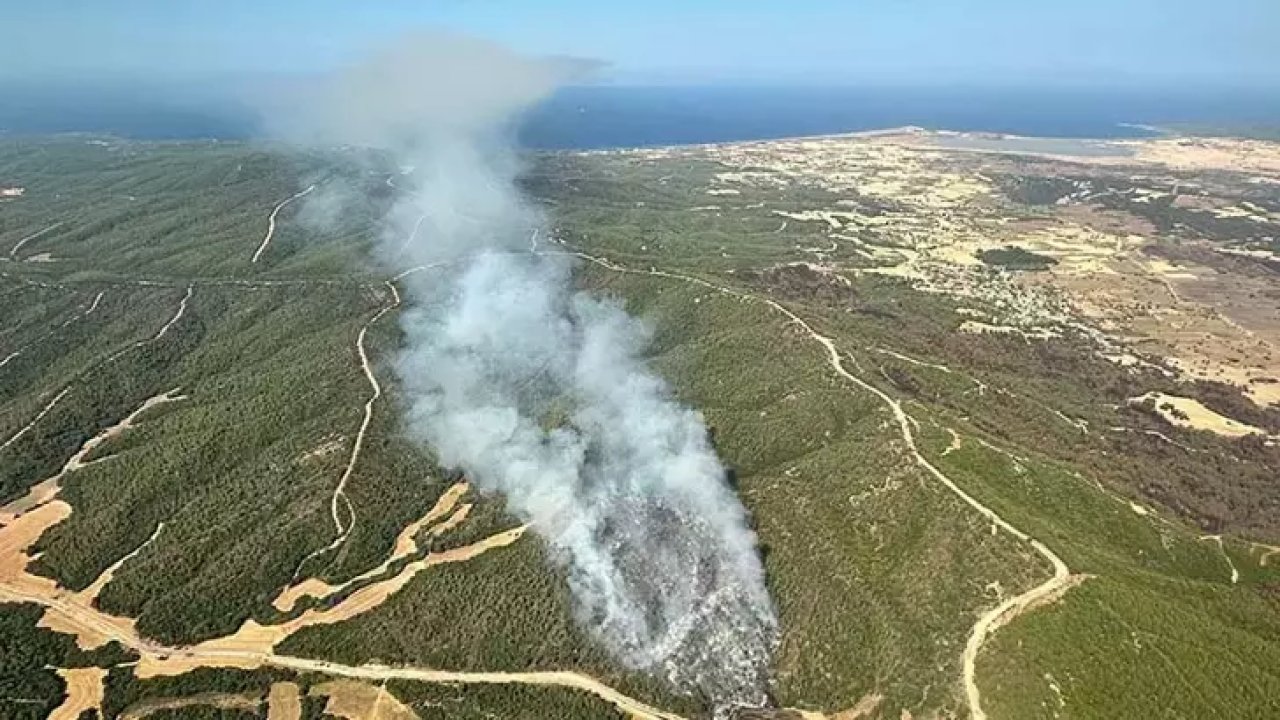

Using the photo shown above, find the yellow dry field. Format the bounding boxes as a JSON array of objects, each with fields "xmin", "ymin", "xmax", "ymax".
[
  {"xmin": 688, "ymin": 130, "xmax": 1280, "ymax": 411},
  {"xmin": 1041, "ymin": 252, "xmax": 1280, "ymax": 407},
  {"xmin": 48, "ymin": 667, "xmax": 106, "ymax": 720},
  {"xmin": 1127, "ymin": 137, "xmax": 1280, "ymax": 177},
  {"xmin": 272, "ymin": 481, "xmax": 471, "ymax": 612},
  {"xmin": 310, "ymin": 680, "xmax": 420, "ymax": 720},
  {"xmin": 267, "ymin": 682, "xmax": 303, "ymax": 720},
  {"xmin": 1130, "ymin": 392, "xmax": 1275, "ymax": 439}
]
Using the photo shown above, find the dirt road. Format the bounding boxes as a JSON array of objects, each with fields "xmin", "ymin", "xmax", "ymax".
[
  {"xmin": 9, "ymin": 222, "xmax": 65, "ymax": 260},
  {"xmin": 1, "ymin": 387, "xmax": 71, "ymax": 452},
  {"xmin": 251, "ymin": 185, "xmax": 316, "ymax": 263},
  {"xmin": 153, "ymin": 286, "xmax": 192, "ymax": 340},
  {"xmin": 295, "ymin": 280, "xmax": 403, "ymax": 576}
]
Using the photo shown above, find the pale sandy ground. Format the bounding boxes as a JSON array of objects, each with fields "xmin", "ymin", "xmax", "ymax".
[
  {"xmin": 694, "ymin": 130, "xmax": 1280, "ymax": 418},
  {"xmin": 48, "ymin": 667, "xmax": 106, "ymax": 720},
  {"xmin": 1128, "ymin": 137, "xmax": 1280, "ymax": 177},
  {"xmin": 0, "ymin": 392, "xmax": 187, "ymax": 649},
  {"xmin": 1130, "ymin": 392, "xmax": 1277, "ymax": 441},
  {"xmin": 298, "ymin": 436, "xmax": 344, "ymax": 462},
  {"xmin": 274, "ymin": 481, "xmax": 471, "ymax": 612},
  {"xmin": 0, "ymin": 475, "xmax": 521, "ymax": 676},
  {"xmin": 0, "ymin": 468, "xmax": 653, "ymax": 712},
  {"xmin": 266, "ymin": 682, "xmax": 303, "ymax": 720},
  {"xmin": 1, "ymin": 389, "xmax": 185, "ymax": 526},
  {"xmin": 311, "ymin": 680, "xmax": 419, "ymax": 720},
  {"xmin": 0, "ymin": 273, "xmax": 675, "ymax": 720}
]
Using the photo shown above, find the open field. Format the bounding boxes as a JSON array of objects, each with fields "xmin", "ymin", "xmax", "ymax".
[{"xmin": 2, "ymin": 131, "xmax": 1280, "ymax": 718}]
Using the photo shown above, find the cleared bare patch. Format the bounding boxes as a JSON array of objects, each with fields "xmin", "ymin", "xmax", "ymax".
[
  {"xmin": 267, "ymin": 681, "xmax": 303, "ymax": 720},
  {"xmin": 298, "ymin": 437, "xmax": 345, "ymax": 463},
  {"xmin": 273, "ymin": 481, "xmax": 471, "ymax": 612},
  {"xmin": 310, "ymin": 680, "xmax": 419, "ymax": 720},
  {"xmin": 49, "ymin": 667, "xmax": 106, "ymax": 720},
  {"xmin": 1130, "ymin": 391, "xmax": 1275, "ymax": 439}
]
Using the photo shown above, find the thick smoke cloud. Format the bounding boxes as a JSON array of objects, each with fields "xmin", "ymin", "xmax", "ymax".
[{"xmin": 282, "ymin": 33, "xmax": 777, "ymax": 709}]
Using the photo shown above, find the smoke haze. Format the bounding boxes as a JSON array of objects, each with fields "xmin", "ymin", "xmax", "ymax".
[{"xmin": 281, "ymin": 33, "xmax": 778, "ymax": 708}]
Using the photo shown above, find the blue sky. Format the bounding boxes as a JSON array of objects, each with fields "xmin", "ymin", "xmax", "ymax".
[{"xmin": 5, "ymin": 1, "xmax": 1279, "ymax": 87}]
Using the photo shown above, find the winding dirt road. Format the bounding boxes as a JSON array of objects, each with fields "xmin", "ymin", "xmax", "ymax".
[
  {"xmin": 105, "ymin": 285, "xmax": 195, "ymax": 364},
  {"xmin": 277, "ymin": 482, "xmax": 470, "ymax": 613},
  {"xmin": 0, "ymin": 381, "xmax": 675, "ymax": 719},
  {"xmin": 251, "ymin": 185, "xmax": 316, "ymax": 264},
  {"xmin": 9, "ymin": 222, "xmax": 64, "ymax": 260},
  {"xmin": 1200, "ymin": 535, "xmax": 1240, "ymax": 584},
  {"xmin": 295, "ymin": 280, "xmax": 403, "ymax": 576},
  {"xmin": 1, "ymin": 387, "xmax": 71, "ymax": 452},
  {"xmin": 1, "ymin": 290, "xmax": 108, "ymax": 373},
  {"xmin": 152, "ymin": 286, "xmax": 192, "ymax": 340},
  {"xmin": 0, "ymin": 391, "xmax": 659, "ymax": 715}
]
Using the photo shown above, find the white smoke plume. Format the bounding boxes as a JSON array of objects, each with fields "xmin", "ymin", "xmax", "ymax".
[{"xmin": 281, "ymin": 33, "xmax": 778, "ymax": 708}]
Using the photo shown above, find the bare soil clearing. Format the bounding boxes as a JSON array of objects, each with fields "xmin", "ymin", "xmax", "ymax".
[
  {"xmin": 1, "ymin": 389, "xmax": 185, "ymax": 525},
  {"xmin": 0, "ymin": 414, "xmax": 671, "ymax": 718},
  {"xmin": 48, "ymin": 667, "xmax": 106, "ymax": 720},
  {"xmin": 274, "ymin": 481, "xmax": 470, "ymax": 612},
  {"xmin": 795, "ymin": 693, "xmax": 884, "ymax": 720},
  {"xmin": 1130, "ymin": 391, "xmax": 1276, "ymax": 440},
  {"xmin": 0, "ymin": 490, "xmax": 671, "ymax": 717},
  {"xmin": 310, "ymin": 680, "xmax": 418, "ymax": 720},
  {"xmin": 266, "ymin": 682, "xmax": 303, "ymax": 720},
  {"xmin": 685, "ymin": 130, "xmax": 1280, "ymax": 411}
]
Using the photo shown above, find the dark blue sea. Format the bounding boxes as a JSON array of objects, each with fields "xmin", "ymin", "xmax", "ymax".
[{"xmin": 2, "ymin": 82, "xmax": 1278, "ymax": 148}]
